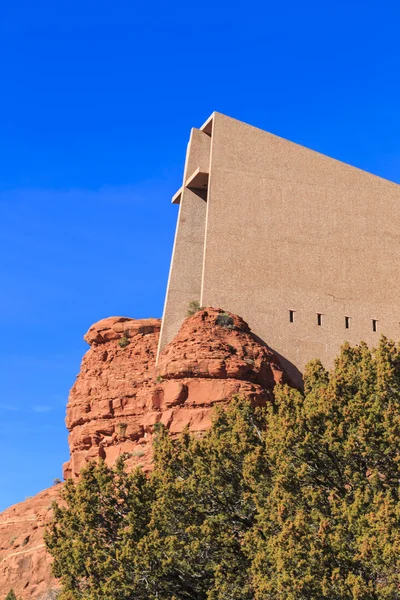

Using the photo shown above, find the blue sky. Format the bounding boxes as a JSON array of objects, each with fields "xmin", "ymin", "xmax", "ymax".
[{"xmin": 1, "ymin": 0, "xmax": 400, "ymax": 511}]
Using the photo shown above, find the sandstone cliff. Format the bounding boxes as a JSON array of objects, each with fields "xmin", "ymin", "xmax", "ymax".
[
  {"xmin": 63, "ymin": 316, "xmax": 162, "ymax": 478},
  {"xmin": 0, "ymin": 486, "xmax": 61, "ymax": 599},
  {"xmin": 0, "ymin": 308, "xmax": 286, "ymax": 599}
]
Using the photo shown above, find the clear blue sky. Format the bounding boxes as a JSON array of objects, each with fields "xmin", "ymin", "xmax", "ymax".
[{"xmin": 1, "ymin": 0, "xmax": 400, "ymax": 511}]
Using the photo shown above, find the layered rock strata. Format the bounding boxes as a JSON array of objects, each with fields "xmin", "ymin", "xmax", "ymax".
[
  {"xmin": 63, "ymin": 316, "xmax": 161, "ymax": 478},
  {"xmin": 154, "ymin": 308, "xmax": 285, "ymax": 434},
  {"xmin": 0, "ymin": 485, "xmax": 61, "ymax": 599},
  {"xmin": 64, "ymin": 309, "xmax": 286, "ymax": 477}
]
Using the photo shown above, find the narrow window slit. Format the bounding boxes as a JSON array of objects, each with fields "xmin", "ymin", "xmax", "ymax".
[
  {"xmin": 345, "ymin": 316, "xmax": 351, "ymax": 329},
  {"xmin": 317, "ymin": 313, "xmax": 323, "ymax": 326},
  {"xmin": 372, "ymin": 319, "xmax": 377, "ymax": 332},
  {"xmin": 289, "ymin": 310, "xmax": 295, "ymax": 323}
]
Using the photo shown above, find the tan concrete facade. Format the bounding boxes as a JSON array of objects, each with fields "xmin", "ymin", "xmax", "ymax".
[{"xmin": 158, "ymin": 112, "xmax": 400, "ymax": 385}]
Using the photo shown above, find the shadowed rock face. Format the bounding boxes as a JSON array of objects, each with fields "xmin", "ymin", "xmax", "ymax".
[{"xmin": 0, "ymin": 308, "xmax": 287, "ymax": 598}]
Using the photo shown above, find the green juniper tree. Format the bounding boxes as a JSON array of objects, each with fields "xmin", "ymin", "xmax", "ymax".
[
  {"xmin": 44, "ymin": 456, "xmax": 153, "ymax": 600},
  {"xmin": 46, "ymin": 337, "xmax": 400, "ymax": 600},
  {"xmin": 248, "ymin": 338, "xmax": 400, "ymax": 599},
  {"xmin": 134, "ymin": 399, "xmax": 267, "ymax": 600},
  {"xmin": 45, "ymin": 399, "xmax": 267, "ymax": 600}
]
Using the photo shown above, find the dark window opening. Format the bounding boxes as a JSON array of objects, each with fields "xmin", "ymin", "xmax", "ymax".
[
  {"xmin": 317, "ymin": 313, "xmax": 323, "ymax": 326},
  {"xmin": 289, "ymin": 310, "xmax": 295, "ymax": 323},
  {"xmin": 345, "ymin": 316, "xmax": 351, "ymax": 329},
  {"xmin": 372, "ymin": 319, "xmax": 377, "ymax": 332}
]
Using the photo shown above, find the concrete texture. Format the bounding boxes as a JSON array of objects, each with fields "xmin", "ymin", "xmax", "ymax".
[
  {"xmin": 157, "ymin": 128, "xmax": 210, "ymax": 355},
  {"xmin": 160, "ymin": 112, "xmax": 400, "ymax": 385}
]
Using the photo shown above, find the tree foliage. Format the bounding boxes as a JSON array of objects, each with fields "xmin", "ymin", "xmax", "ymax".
[
  {"xmin": 5, "ymin": 591, "xmax": 18, "ymax": 600},
  {"xmin": 249, "ymin": 338, "xmax": 400, "ymax": 599},
  {"xmin": 45, "ymin": 338, "xmax": 400, "ymax": 599}
]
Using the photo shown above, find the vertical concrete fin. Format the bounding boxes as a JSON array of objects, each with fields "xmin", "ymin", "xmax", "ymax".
[{"xmin": 157, "ymin": 128, "xmax": 211, "ymax": 359}]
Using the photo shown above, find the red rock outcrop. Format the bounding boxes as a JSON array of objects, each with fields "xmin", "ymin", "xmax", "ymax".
[
  {"xmin": 152, "ymin": 308, "xmax": 285, "ymax": 434},
  {"xmin": 63, "ymin": 316, "xmax": 162, "ymax": 478},
  {"xmin": 64, "ymin": 309, "xmax": 286, "ymax": 477},
  {"xmin": 0, "ymin": 485, "xmax": 61, "ymax": 599},
  {"xmin": 0, "ymin": 308, "xmax": 287, "ymax": 599}
]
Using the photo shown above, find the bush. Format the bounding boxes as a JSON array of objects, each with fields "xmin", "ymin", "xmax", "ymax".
[
  {"xmin": 118, "ymin": 334, "xmax": 130, "ymax": 348},
  {"xmin": 46, "ymin": 338, "xmax": 400, "ymax": 600},
  {"xmin": 117, "ymin": 422, "xmax": 128, "ymax": 437},
  {"xmin": 132, "ymin": 448, "xmax": 145, "ymax": 457},
  {"xmin": 215, "ymin": 312, "xmax": 234, "ymax": 328},
  {"xmin": 187, "ymin": 300, "xmax": 202, "ymax": 316}
]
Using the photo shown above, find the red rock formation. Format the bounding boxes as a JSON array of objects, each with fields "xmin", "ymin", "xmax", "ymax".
[
  {"xmin": 63, "ymin": 316, "xmax": 161, "ymax": 479},
  {"xmin": 64, "ymin": 309, "xmax": 285, "ymax": 477},
  {"xmin": 152, "ymin": 308, "xmax": 286, "ymax": 434},
  {"xmin": 0, "ymin": 308, "xmax": 287, "ymax": 599},
  {"xmin": 0, "ymin": 485, "xmax": 61, "ymax": 599}
]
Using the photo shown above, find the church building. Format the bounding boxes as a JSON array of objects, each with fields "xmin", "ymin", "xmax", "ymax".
[{"xmin": 158, "ymin": 112, "xmax": 400, "ymax": 384}]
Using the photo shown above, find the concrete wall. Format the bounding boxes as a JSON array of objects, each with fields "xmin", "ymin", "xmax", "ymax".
[
  {"xmin": 200, "ymin": 113, "xmax": 400, "ymax": 384},
  {"xmin": 157, "ymin": 128, "xmax": 210, "ymax": 355},
  {"xmin": 160, "ymin": 113, "xmax": 400, "ymax": 385}
]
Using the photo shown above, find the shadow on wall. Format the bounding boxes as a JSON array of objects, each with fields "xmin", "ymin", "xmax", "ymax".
[{"xmin": 252, "ymin": 332, "xmax": 304, "ymax": 391}]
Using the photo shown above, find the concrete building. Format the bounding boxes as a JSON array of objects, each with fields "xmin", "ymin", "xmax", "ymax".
[{"xmin": 158, "ymin": 112, "xmax": 400, "ymax": 385}]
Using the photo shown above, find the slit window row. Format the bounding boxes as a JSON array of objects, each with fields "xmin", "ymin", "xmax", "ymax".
[{"xmin": 289, "ymin": 311, "xmax": 379, "ymax": 331}]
